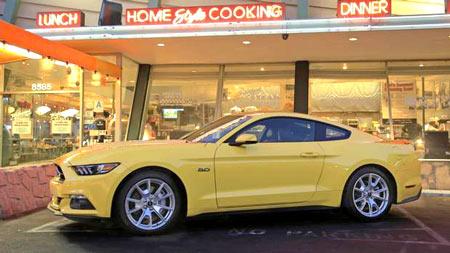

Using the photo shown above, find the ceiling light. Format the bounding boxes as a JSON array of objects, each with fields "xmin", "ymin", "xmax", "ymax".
[
  {"xmin": 157, "ymin": 43, "xmax": 165, "ymax": 47},
  {"xmin": 260, "ymin": 67, "xmax": 265, "ymax": 71},
  {"xmin": 60, "ymin": 109, "xmax": 79, "ymax": 118},
  {"xmin": 349, "ymin": 37, "xmax": 358, "ymax": 41},
  {"xmin": 191, "ymin": 70, "xmax": 197, "ymax": 73},
  {"xmin": 36, "ymin": 106, "xmax": 51, "ymax": 115},
  {"xmin": 343, "ymin": 63, "xmax": 348, "ymax": 70},
  {"xmin": 242, "ymin": 40, "xmax": 251, "ymax": 45},
  {"xmin": 419, "ymin": 64, "xmax": 424, "ymax": 67}
]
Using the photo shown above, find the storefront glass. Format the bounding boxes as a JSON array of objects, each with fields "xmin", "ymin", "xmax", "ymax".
[
  {"xmin": 82, "ymin": 70, "xmax": 116, "ymax": 146},
  {"xmin": 222, "ymin": 63, "xmax": 295, "ymax": 114},
  {"xmin": 1, "ymin": 59, "xmax": 82, "ymax": 166},
  {"xmin": 310, "ymin": 62, "xmax": 387, "ymax": 136},
  {"xmin": 121, "ymin": 57, "xmax": 138, "ymax": 141},
  {"xmin": 143, "ymin": 65, "xmax": 219, "ymax": 140}
]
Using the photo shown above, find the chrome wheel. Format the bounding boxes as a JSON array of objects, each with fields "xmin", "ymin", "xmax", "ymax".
[
  {"xmin": 352, "ymin": 173, "xmax": 389, "ymax": 218},
  {"xmin": 125, "ymin": 178, "xmax": 176, "ymax": 231}
]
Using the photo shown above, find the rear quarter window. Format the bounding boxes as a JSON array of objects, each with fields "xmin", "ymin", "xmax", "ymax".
[{"xmin": 316, "ymin": 123, "xmax": 351, "ymax": 141}]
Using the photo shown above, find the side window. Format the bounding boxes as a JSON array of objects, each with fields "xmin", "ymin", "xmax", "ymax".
[
  {"xmin": 316, "ymin": 123, "xmax": 351, "ymax": 141},
  {"xmin": 229, "ymin": 118, "xmax": 315, "ymax": 143}
]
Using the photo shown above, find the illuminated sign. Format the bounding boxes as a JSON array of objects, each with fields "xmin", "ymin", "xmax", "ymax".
[
  {"xmin": 37, "ymin": 11, "xmax": 85, "ymax": 28},
  {"xmin": 125, "ymin": 3, "xmax": 285, "ymax": 25},
  {"xmin": 31, "ymin": 83, "xmax": 52, "ymax": 91},
  {"xmin": 337, "ymin": 0, "xmax": 391, "ymax": 18}
]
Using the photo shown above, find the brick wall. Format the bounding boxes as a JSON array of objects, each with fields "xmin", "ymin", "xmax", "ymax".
[{"xmin": 0, "ymin": 164, "xmax": 56, "ymax": 220}]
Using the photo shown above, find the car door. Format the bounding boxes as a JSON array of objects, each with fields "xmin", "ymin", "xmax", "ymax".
[{"xmin": 214, "ymin": 117, "xmax": 325, "ymax": 208}]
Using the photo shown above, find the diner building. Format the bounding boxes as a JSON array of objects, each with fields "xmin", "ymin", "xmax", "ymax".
[{"xmin": 1, "ymin": 0, "xmax": 450, "ymax": 174}]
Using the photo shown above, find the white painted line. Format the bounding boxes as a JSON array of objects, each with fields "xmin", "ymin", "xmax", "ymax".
[
  {"xmin": 27, "ymin": 218, "xmax": 95, "ymax": 233},
  {"xmin": 26, "ymin": 219, "xmax": 67, "ymax": 233},
  {"xmin": 397, "ymin": 207, "xmax": 450, "ymax": 246}
]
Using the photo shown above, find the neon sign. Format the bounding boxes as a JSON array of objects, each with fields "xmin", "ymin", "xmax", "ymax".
[
  {"xmin": 337, "ymin": 0, "xmax": 391, "ymax": 18},
  {"xmin": 125, "ymin": 3, "xmax": 285, "ymax": 25},
  {"xmin": 37, "ymin": 11, "xmax": 85, "ymax": 28}
]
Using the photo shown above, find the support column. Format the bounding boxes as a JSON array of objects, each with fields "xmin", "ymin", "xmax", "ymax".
[
  {"xmin": 2, "ymin": 0, "xmax": 21, "ymax": 24},
  {"xmin": 294, "ymin": 61, "xmax": 309, "ymax": 114},
  {"xmin": 147, "ymin": 0, "xmax": 162, "ymax": 8},
  {"xmin": 127, "ymin": 65, "xmax": 151, "ymax": 140},
  {"xmin": 214, "ymin": 65, "xmax": 225, "ymax": 120},
  {"xmin": 297, "ymin": 0, "xmax": 309, "ymax": 19}
]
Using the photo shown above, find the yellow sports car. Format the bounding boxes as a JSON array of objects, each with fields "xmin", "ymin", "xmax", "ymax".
[{"xmin": 48, "ymin": 113, "xmax": 422, "ymax": 235}]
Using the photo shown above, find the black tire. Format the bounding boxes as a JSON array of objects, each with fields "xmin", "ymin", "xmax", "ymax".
[
  {"xmin": 342, "ymin": 167, "xmax": 394, "ymax": 221},
  {"xmin": 115, "ymin": 170, "xmax": 184, "ymax": 235}
]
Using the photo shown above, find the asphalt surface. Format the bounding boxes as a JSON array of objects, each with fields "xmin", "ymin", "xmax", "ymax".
[{"xmin": 1, "ymin": 195, "xmax": 450, "ymax": 253}]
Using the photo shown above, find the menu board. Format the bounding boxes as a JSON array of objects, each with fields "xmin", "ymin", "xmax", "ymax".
[
  {"xmin": 51, "ymin": 119, "xmax": 72, "ymax": 135},
  {"xmin": 12, "ymin": 118, "xmax": 32, "ymax": 136},
  {"xmin": 383, "ymin": 81, "xmax": 416, "ymax": 119}
]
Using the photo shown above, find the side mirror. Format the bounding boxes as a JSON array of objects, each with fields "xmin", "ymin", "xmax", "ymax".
[{"xmin": 229, "ymin": 133, "xmax": 258, "ymax": 146}]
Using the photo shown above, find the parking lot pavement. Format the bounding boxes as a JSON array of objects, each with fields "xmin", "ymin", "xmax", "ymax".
[{"xmin": 1, "ymin": 195, "xmax": 450, "ymax": 253}]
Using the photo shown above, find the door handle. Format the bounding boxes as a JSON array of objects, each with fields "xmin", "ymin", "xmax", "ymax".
[{"xmin": 300, "ymin": 152, "xmax": 320, "ymax": 158}]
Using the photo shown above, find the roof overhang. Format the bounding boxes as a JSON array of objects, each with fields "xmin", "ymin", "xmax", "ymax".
[
  {"xmin": 0, "ymin": 20, "xmax": 120, "ymax": 77},
  {"xmin": 29, "ymin": 14, "xmax": 450, "ymax": 64}
]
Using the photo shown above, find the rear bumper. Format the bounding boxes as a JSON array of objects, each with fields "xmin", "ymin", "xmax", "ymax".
[{"xmin": 398, "ymin": 187, "xmax": 422, "ymax": 204}]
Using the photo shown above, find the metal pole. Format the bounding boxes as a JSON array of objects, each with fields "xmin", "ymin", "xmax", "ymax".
[
  {"xmin": 422, "ymin": 77, "xmax": 426, "ymax": 133},
  {"xmin": 79, "ymin": 69, "xmax": 85, "ymax": 147},
  {"xmin": 215, "ymin": 65, "xmax": 225, "ymax": 119},
  {"xmin": 0, "ymin": 65, "xmax": 4, "ymax": 166},
  {"xmin": 114, "ymin": 55, "xmax": 122, "ymax": 142},
  {"xmin": 385, "ymin": 62, "xmax": 394, "ymax": 140}
]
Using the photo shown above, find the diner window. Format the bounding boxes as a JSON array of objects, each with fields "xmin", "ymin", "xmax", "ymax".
[
  {"xmin": 223, "ymin": 63, "xmax": 295, "ymax": 114},
  {"xmin": 309, "ymin": 62, "xmax": 387, "ymax": 138},
  {"xmin": 1, "ymin": 59, "xmax": 81, "ymax": 166},
  {"xmin": 387, "ymin": 61, "xmax": 450, "ymax": 144},
  {"xmin": 82, "ymin": 70, "xmax": 116, "ymax": 146},
  {"xmin": 121, "ymin": 57, "xmax": 138, "ymax": 141},
  {"xmin": 143, "ymin": 65, "xmax": 219, "ymax": 140}
]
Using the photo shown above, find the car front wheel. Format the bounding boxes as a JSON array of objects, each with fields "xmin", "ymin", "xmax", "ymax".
[
  {"xmin": 343, "ymin": 167, "xmax": 394, "ymax": 221},
  {"xmin": 115, "ymin": 171, "xmax": 183, "ymax": 235}
]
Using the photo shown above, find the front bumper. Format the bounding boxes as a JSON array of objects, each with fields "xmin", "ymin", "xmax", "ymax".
[{"xmin": 48, "ymin": 165, "xmax": 118, "ymax": 218}]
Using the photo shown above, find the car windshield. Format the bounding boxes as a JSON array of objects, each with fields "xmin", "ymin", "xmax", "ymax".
[{"xmin": 183, "ymin": 115, "xmax": 252, "ymax": 143}]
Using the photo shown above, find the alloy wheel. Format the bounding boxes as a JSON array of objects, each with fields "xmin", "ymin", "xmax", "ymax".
[
  {"xmin": 125, "ymin": 178, "xmax": 176, "ymax": 230},
  {"xmin": 352, "ymin": 173, "xmax": 389, "ymax": 218}
]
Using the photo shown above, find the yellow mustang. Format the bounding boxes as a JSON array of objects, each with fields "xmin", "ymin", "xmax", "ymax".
[{"xmin": 49, "ymin": 113, "xmax": 421, "ymax": 235}]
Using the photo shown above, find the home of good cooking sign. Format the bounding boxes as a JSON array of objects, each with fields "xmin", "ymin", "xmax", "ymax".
[{"xmin": 126, "ymin": 3, "xmax": 285, "ymax": 25}]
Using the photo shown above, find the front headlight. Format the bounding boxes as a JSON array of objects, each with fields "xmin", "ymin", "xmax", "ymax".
[{"xmin": 72, "ymin": 163, "xmax": 120, "ymax": 176}]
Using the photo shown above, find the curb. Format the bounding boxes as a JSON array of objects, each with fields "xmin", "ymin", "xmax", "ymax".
[{"xmin": 422, "ymin": 189, "xmax": 450, "ymax": 197}]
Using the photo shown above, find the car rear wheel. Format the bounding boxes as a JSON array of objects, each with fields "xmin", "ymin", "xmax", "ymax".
[
  {"xmin": 343, "ymin": 167, "xmax": 394, "ymax": 221},
  {"xmin": 115, "ymin": 171, "xmax": 183, "ymax": 235}
]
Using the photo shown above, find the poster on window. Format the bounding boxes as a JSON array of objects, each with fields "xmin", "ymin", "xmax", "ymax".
[
  {"xmin": 382, "ymin": 81, "xmax": 416, "ymax": 119},
  {"xmin": 12, "ymin": 118, "xmax": 33, "ymax": 137},
  {"xmin": 51, "ymin": 119, "xmax": 72, "ymax": 135}
]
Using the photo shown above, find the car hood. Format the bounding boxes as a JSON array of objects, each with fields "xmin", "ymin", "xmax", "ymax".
[{"xmin": 55, "ymin": 140, "xmax": 190, "ymax": 166}]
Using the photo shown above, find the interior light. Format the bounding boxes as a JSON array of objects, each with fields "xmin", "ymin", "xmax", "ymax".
[
  {"xmin": 343, "ymin": 63, "xmax": 348, "ymax": 70},
  {"xmin": 36, "ymin": 106, "xmax": 51, "ymax": 115},
  {"xmin": 260, "ymin": 67, "xmax": 265, "ymax": 71},
  {"xmin": 91, "ymin": 81, "xmax": 101, "ymax": 86},
  {"xmin": 191, "ymin": 70, "xmax": 197, "ymax": 73},
  {"xmin": 0, "ymin": 42, "xmax": 42, "ymax": 59},
  {"xmin": 242, "ymin": 40, "xmax": 251, "ymax": 45},
  {"xmin": 419, "ymin": 64, "xmax": 424, "ymax": 67},
  {"xmin": 157, "ymin": 43, "xmax": 165, "ymax": 47},
  {"xmin": 92, "ymin": 71, "xmax": 102, "ymax": 81},
  {"xmin": 349, "ymin": 37, "xmax": 358, "ymax": 41}
]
